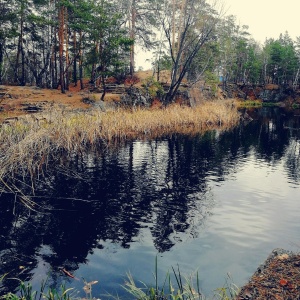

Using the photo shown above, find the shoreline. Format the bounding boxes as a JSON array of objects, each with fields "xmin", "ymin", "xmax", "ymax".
[{"xmin": 237, "ymin": 248, "xmax": 300, "ymax": 299}]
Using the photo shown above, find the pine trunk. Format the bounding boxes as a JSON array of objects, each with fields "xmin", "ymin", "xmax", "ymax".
[
  {"xmin": 15, "ymin": 10, "xmax": 24, "ymax": 85},
  {"xmin": 58, "ymin": 5, "xmax": 65, "ymax": 93},
  {"xmin": 64, "ymin": 6, "xmax": 69, "ymax": 91},
  {"xmin": 73, "ymin": 30, "xmax": 77, "ymax": 86},
  {"xmin": 79, "ymin": 30, "xmax": 84, "ymax": 90},
  {"xmin": 129, "ymin": 0, "xmax": 136, "ymax": 76},
  {"xmin": 0, "ymin": 41, "xmax": 3, "ymax": 84}
]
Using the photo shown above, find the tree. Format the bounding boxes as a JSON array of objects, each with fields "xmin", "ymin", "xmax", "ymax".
[
  {"xmin": 120, "ymin": 0, "xmax": 159, "ymax": 75},
  {"xmin": 293, "ymin": 36, "xmax": 300, "ymax": 89},
  {"xmin": 152, "ymin": 51, "xmax": 172, "ymax": 81},
  {"xmin": 161, "ymin": 0, "xmax": 220, "ymax": 103},
  {"xmin": 216, "ymin": 16, "xmax": 253, "ymax": 86},
  {"xmin": 0, "ymin": 0, "xmax": 18, "ymax": 84},
  {"xmin": 85, "ymin": 0, "xmax": 133, "ymax": 99},
  {"xmin": 24, "ymin": 6, "xmax": 53, "ymax": 87},
  {"xmin": 5, "ymin": 0, "xmax": 51, "ymax": 86},
  {"xmin": 244, "ymin": 41, "xmax": 263, "ymax": 85},
  {"xmin": 263, "ymin": 34, "xmax": 298, "ymax": 85}
]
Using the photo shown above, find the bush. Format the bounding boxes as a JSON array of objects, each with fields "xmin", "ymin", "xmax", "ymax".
[{"xmin": 142, "ymin": 76, "xmax": 164, "ymax": 98}]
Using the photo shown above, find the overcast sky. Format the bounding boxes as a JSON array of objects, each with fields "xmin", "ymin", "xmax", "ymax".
[{"xmin": 224, "ymin": 0, "xmax": 299, "ymax": 43}]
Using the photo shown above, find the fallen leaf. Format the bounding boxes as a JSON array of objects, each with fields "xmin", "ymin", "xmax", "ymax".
[{"xmin": 279, "ymin": 278, "xmax": 288, "ymax": 286}]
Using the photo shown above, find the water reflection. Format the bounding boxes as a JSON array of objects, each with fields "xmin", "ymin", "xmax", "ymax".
[{"xmin": 0, "ymin": 107, "xmax": 299, "ymax": 295}]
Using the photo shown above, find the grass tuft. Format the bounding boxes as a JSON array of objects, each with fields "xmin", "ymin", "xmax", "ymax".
[
  {"xmin": 236, "ymin": 100, "xmax": 262, "ymax": 108},
  {"xmin": 122, "ymin": 267, "xmax": 238, "ymax": 300}
]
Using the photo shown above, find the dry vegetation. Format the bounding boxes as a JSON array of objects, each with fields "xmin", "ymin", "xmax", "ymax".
[
  {"xmin": 0, "ymin": 71, "xmax": 240, "ymax": 184},
  {"xmin": 0, "ymin": 100, "xmax": 239, "ymax": 181}
]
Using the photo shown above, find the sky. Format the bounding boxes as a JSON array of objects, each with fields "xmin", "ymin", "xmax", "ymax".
[{"xmin": 225, "ymin": 0, "xmax": 299, "ymax": 43}]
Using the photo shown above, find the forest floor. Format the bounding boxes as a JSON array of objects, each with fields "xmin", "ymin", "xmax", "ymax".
[
  {"xmin": 0, "ymin": 70, "xmax": 165, "ymax": 123},
  {"xmin": 0, "ymin": 83, "xmax": 89, "ymax": 115},
  {"xmin": 0, "ymin": 79, "xmax": 110, "ymax": 123},
  {"xmin": 0, "ymin": 70, "xmax": 174, "ymax": 123}
]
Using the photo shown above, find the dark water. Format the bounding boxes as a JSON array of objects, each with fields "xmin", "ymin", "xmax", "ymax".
[{"xmin": 0, "ymin": 107, "xmax": 300, "ymax": 297}]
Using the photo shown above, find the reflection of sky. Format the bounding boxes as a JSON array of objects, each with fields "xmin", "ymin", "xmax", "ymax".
[
  {"xmin": 202, "ymin": 149, "xmax": 300, "ymax": 294},
  {"xmin": 211, "ymin": 152, "xmax": 293, "ymax": 244},
  {"xmin": 62, "ymin": 140, "xmax": 300, "ymax": 298},
  {"xmin": 3, "ymin": 132, "xmax": 300, "ymax": 298},
  {"xmin": 132, "ymin": 140, "xmax": 170, "ymax": 184}
]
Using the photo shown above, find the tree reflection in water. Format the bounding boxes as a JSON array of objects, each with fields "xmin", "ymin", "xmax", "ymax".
[{"xmin": 0, "ymin": 107, "xmax": 299, "ymax": 295}]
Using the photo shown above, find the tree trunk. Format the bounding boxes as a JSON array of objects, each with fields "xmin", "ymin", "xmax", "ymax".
[
  {"xmin": 0, "ymin": 40, "xmax": 3, "ymax": 84},
  {"xmin": 58, "ymin": 5, "xmax": 65, "ymax": 93},
  {"xmin": 21, "ymin": 41, "xmax": 25, "ymax": 85},
  {"xmin": 73, "ymin": 30, "xmax": 77, "ymax": 86},
  {"xmin": 90, "ymin": 41, "xmax": 99, "ymax": 84},
  {"xmin": 79, "ymin": 30, "xmax": 84, "ymax": 90},
  {"xmin": 129, "ymin": 0, "xmax": 136, "ymax": 76},
  {"xmin": 172, "ymin": 0, "xmax": 175, "ymax": 53},
  {"xmin": 101, "ymin": 74, "xmax": 106, "ymax": 101},
  {"xmin": 15, "ymin": 7, "xmax": 25, "ymax": 85},
  {"xmin": 50, "ymin": 24, "xmax": 55, "ymax": 88},
  {"xmin": 64, "ymin": 6, "xmax": 69, "ymax": 91},
  {"xmin": 292, "ymin": 67, "xmax": 300, "ymax": 90},
  {"xmin": 164, "ymin": 16, "xmax": 213, "ymax": 104}
]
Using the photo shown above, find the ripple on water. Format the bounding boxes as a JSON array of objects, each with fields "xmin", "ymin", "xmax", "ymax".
[{"xmin": 2, "ymin": 109, "xmax": 300, "ymax": 298}]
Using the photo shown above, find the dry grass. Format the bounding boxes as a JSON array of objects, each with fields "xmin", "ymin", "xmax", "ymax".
[{"xmin": 0, "ymin": 100, "xmax": 239, "ymax": 181}]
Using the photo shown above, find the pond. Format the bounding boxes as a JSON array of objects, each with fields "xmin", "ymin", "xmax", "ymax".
[{"xmin": 0, "ymin": 106, "xmax": 300, "ymax": 298}]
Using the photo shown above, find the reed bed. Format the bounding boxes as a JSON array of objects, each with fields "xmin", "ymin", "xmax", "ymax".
[{"xmin": 0, "ymin": 100, "xmax": 239, "ymax": 181}]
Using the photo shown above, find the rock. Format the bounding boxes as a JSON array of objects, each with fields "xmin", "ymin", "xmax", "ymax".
[
  {"xmin": 120, "ymin": 86, "xmax": 151, "ymax": 107},
  {"xmin": 94, "ymin": 100, "xmax": 106, "ymax": 112},
  {"xmin": 20, "ymin": 103, "xmax": 43, "ymax": 112},
  {"xmin": 82, "ymin": 97, "xmax": 95, "ymax": 105}
]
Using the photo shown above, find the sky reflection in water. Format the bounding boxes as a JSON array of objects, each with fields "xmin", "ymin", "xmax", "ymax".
[{"xmin": 0, "ymin": 107, "xmax": 300, "ymax": 298}]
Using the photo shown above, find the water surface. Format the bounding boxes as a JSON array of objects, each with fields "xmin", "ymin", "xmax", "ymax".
[{"xmin": 0, "ymin": 107, "xmax": 299, "ymax": 297}]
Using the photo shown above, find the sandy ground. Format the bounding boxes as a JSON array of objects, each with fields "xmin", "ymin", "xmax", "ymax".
[{"xmin": 0, "ymin": 82, "xmax": 92, "ymax": 123}]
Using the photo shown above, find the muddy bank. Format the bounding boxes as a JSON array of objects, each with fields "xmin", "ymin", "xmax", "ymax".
[{"xmin": 237, "ymin": 249, "xmax": 300, "ymax": 299}]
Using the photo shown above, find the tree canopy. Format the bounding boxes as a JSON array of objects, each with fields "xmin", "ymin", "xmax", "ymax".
[{"xmin": 1, "ymin": 0, "xmax": 300, "ymax": 101}]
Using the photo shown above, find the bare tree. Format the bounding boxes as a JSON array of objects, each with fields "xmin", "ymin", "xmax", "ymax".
[{"xmin": 161, "ymin": 0, "xmax": 221, "ymax": 104}]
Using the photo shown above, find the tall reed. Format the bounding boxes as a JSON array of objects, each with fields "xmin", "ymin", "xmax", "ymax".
[{"xmin": 0, "ymin": 100, "xmax": 239, "ymax": 182}]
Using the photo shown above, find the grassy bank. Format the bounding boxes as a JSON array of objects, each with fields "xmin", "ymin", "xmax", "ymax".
[
  {"xmin": 0, "ymin": 100, "xmax": 239, "ymax": 181},
  {"xmin": 0, "ymin": 101, "xmax": 239, "ymax": 178}
]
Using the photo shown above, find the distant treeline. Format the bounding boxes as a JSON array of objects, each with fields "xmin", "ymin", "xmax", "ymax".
[{"xmin": 1, "ymin": 0, "xmax": 300, "ymax": 96}]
